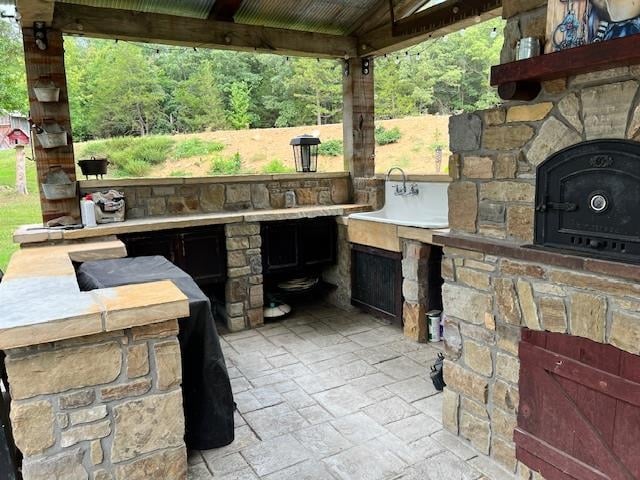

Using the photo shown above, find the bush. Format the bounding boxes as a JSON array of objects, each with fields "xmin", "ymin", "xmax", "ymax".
[
  {"xmin": 375, "ymin": 126, "xmax": 402, "ymax": 145},
  {"xmin": 210, "ymin": 152, "xmax": 242, "ymax": 175},
  {"xmin": 78, "ymin": 135, "xmax": 175, "ymax": 175},
  {"xmin": 262, "ymin": 159, "xmax": 295, "ymax": 174},
  {"xmin": 115, "ymin": 159, "xmax": 151, "ymax": 177},
  {"xmin": 173, "ymin": 138, "xmax": 225, "ymax": 159},
  {"xmin": 318, "ymin": 139, "xmax": 343, "ymax": 157}
]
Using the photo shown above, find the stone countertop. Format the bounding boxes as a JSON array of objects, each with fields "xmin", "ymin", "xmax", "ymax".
[
  {"xmin": 0, "ymin": 240, "xmax": 189, "ymax": 350},
  {"xmin": 14, "ymin": 204, "xmax": 371, "ymax": 245}
]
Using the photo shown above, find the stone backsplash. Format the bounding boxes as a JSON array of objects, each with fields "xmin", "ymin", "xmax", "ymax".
[
  {"xmin": 5, "ymin": 320, "xmax": 186, "ymax": 480},
  {"xmin": 79, "ymin": 173, "xmax": 351, "ymax": 219},
  {"xmin": 448, "ymin": 66, "xmax": 640, "ymax": 244},
  {"xmin": 441, "ymin": 246, "xmax": 640, "ymax": 475}
]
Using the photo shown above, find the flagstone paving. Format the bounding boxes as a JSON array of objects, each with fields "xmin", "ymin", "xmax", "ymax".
[{"xmin": 188, "ymin": 304, "xmax": 515, "ymax": 480}]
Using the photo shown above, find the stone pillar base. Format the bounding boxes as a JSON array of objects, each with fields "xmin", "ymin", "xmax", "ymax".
[{"xmin": 6, "ymin": 320, "xmax": 187, "ymax": 480}]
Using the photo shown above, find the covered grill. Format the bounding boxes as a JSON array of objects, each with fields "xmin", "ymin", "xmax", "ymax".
[{"xmin": 534, "ymin": 139, "xmax": 640, "ymax": 263}]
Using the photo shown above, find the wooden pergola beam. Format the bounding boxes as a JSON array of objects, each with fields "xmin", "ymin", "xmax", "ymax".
[
  {"xmin": 16, "ymin": 0, "xmax": 55, "ymax": 26},
  {"xmin": 51, "ymin": 3, "xmax": 359, "ymax": 59},
  {"xmin": 359, "ymin": 0, "xmax": 501, "ymax": 56}
]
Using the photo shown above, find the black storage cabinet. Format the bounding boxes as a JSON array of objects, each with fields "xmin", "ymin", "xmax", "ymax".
[
  {"xmin": 119, "ymin": 225, "xmax": 227, "ymax": 286},
  {"xmin": 261, "ymin": 217, "xmax": 337, "ymax": 278}
]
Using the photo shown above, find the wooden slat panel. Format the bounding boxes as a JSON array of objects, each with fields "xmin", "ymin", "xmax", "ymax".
[
  {"xmin": 518, "ymin": 335, "xmax": 640, "ymax": 480},
  {"xmin": 520, "ymin": 343, "xmax": 640, "ymax": 407},
  {"xmin": 515, "ymin": 430, "xmax": 608, "ymax": 480}
]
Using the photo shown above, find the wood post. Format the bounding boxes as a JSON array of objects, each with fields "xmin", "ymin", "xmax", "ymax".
[
  {"xmin": 343, "ymin": 57, "xmax": 375, "ymax": 178},
  {"xmin": 15, "ymin": 145, "xmax": 27, "ymax": 195},
  {"xmin": 22, "ymin": 27, "xmax": 79, "ymax": 223}
]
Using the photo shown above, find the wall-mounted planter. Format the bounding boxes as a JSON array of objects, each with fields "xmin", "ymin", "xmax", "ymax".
[
  {"xmin": 41, "ymin": 167, "xmax": 76, "ymax": 200},
  {"xmin": 35, "ymin": 122, "xmax": 67, "ymax": 149},
  {"xmin": 33, "ymin": 79, "xmax": 60, "ymax": 103}
]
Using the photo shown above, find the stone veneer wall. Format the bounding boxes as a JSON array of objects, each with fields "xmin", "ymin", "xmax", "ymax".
[
  {"xmin": 225, "ymin": 222, "xmax": 264, "ymax": 331},
  {"xmin": 79, "ymin": 175, "xmax": 351, "ymax": 219},
  {"xmin": 441, "ymin": 247, "xmax": 640, "ymax": 476},
  {"xmin": 441, "ymin": 1, "xmax": 640, "ymax": 477},
  {"xmin": 5, "ymin": 320, "xmax": 186, "ymax": 480}
]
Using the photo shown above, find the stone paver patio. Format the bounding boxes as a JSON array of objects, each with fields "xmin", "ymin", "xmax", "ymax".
[{"xmin": 188, "ymin": 304, "xmax": 514, "ymax": 480}]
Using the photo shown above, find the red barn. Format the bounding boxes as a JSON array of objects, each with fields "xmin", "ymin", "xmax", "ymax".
[{"xmin": 0, "ymin": 114, "xmax": 30, "ymax": 150}]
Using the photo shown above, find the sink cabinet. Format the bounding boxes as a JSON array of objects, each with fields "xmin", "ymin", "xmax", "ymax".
[
  {"xmin": 261, "ymin": 218, "xmax": 336, "ymax": 276},
  {"xmin": 119, "ymin": 225, "xmax": 227, "ymax": 286}
]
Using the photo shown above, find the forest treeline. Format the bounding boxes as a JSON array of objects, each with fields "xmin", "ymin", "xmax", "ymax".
[{"xmin": 1, "ymin": 18, "xmax": 503, "ymax": 141}]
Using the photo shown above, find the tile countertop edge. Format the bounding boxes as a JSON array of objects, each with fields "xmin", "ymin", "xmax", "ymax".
[
  {"xmin": 14, "ymin": 204, "xmax": 371, "ymax": 244},
  {"xmin": 0, "ymin": 241, "xmax": 189, "ymax": 350}
]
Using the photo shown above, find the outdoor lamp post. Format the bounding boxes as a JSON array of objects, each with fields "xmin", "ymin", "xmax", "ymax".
[{"xmin": 290, "ymin": 135, "xmax": 320, "ymax": 172}]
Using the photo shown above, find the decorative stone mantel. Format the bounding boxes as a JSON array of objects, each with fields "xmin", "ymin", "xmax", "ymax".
[{"xmin": 0, "ymin": 241, "xmax": 190, "ymax": 479}]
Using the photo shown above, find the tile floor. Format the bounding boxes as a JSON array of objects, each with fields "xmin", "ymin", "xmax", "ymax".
[{"xmin": 188, "ymin": 304, "xmax": 514, "ymax": 480}]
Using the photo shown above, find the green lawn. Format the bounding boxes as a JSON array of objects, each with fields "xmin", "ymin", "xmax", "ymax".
[{"xmin": 0, "ymin": 149, "xmax": 41, "ymax": 271}]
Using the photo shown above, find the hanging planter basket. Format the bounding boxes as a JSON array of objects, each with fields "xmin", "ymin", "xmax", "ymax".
[
  {"xmin": 35, "ymin": 122, "xmax": 68, "ymax": 149},
  {"xmin": 33, "ymin": 79, "xmax": 61, "ymax": 103},
  {"xmin": 41, "ymin": 167, "xmax": 76, "ymax": 200}
]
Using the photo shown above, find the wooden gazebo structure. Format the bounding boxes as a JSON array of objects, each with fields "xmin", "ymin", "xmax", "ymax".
[{"xmin": 14, "ymin": 0, "xmax": 501, "ymax": 222}]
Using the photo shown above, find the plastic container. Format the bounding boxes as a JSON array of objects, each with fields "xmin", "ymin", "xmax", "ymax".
[
  {"xmin": 80, "ymin": 195, "xmax": 97, "ymax": 227},
  {"xmin": 427, "ymin": 310, "xmax": 442, "ymax": 342}
]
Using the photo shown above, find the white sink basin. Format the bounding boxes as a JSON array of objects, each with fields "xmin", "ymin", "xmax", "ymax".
[{"xmin": 349, "ymin": 180, "xmax": 449, "ymax": 229}]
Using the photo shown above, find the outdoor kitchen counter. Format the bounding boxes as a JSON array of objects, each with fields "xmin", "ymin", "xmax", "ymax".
[
  {"xmin": 0, "ymin": 239, "xmax": 189, "ymax": 350},
  {"xmin": 13, "ymin": 204, "xmax": 371, "ymax": 244}
]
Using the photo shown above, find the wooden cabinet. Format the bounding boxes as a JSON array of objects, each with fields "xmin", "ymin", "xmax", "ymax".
[
  {"xmin": 261, "ymin": 218, "xmax": 336, "ymax": 276},
  {"xmin": 119, "ymin": 226, "xmax": 227, "ymax": 286}
]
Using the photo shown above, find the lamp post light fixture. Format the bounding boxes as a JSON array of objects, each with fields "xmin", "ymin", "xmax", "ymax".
[{"xmin": 290, "ymin": 135, "xmax": 321, "ymax": 173}]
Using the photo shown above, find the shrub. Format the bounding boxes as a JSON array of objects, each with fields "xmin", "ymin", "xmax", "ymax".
[
  {"xmin": 173, "ymin": 138, "xmax": 225, "ymax": 159},
  {"xmin": 115, "ymin": 159, "xmax": 151, "ymax": 177},
  {"xmin": 318, "ymin": 139, "xmax": 343, "ymax": 157},
  {"xmin": 262, "ymin": 159, "xmax": 294, "ymax": 174},
  {"xmin": 375, "ymin": 126, "xmax": 402, "ymax": 145},
  {"xmin": 78, "ymin": 135, "xmax": 175, "ymax": 174},
  {"xmin": 210, "ymin": 152, "xmax": 242, "ymax": 175}
]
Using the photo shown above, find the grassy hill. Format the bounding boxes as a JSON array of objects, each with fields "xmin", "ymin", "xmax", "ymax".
[{"xmin": 0, "ymin": 114, "xmax": 450, "ymax": 270}]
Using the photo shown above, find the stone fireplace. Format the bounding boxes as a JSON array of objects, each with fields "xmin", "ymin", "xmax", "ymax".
[{"xmin": 439, "ymin": 2, "xmax": 640, "ymax": 478}]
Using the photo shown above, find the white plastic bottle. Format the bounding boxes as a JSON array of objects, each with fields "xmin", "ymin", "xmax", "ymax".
[{"xmin": 80, "ymin": 194, "xmax": 97, "ymax": 228}]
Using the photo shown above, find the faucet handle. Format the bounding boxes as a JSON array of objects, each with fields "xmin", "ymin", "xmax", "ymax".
[{"xmin": 409, "ymin": 183, "xmax": 419, "ymax": 195}]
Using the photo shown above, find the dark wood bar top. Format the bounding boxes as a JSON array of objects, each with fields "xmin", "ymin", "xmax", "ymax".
[{"xmin": 432, "ymin": 232, "xmax": 640, "ymax": 283}]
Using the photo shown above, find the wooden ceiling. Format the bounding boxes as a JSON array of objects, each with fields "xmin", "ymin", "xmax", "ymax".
[{"xmin": 16, "ymin": 0, "xmax": 502, "ymax": 58}]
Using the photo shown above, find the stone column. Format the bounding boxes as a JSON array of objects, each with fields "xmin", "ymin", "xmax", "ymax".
[
  {"xmin": 224, "ymin": 223, "xmax": 264, "ymax": 331},
  {"xmin": 5, "ymin": 320, "xmax": 187, "ymax": 480},
  {"xmin": 401, "ymin": 240, "xmax": 432, "ymax": 342}
]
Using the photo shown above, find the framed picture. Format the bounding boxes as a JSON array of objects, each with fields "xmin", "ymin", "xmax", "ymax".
[{"xmin": 545, "ymin": 0, "xmax": 640, "ymax": 52}]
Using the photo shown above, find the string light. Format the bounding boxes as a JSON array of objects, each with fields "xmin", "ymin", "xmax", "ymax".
[{"xmin": 490, "ymin": 27, "xmax": 498, "ymax": 39}]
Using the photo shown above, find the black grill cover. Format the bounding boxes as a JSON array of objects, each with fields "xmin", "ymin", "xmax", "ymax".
[{"xmin": 77, "ymin": 256, "xmax": 234, "ymax": 450}]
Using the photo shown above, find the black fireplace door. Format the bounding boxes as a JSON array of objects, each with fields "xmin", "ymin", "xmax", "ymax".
[{"xmin": 534, "ymin": 139, "xmax": 640, "ymax": 262}]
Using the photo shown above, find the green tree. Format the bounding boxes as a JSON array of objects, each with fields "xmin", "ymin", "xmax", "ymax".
[
  {"xmin": 80, "ymin": 41, "xmax": 166, "ymax": 138},
  {"xmin": 227, "ymin": 82, "xmax": 252, "ymax": 130},
  {"xmin": 173, "ymin": 62, "xmax": 226, "ymax": 132},
  {"xmin": 0, "ymin": 19, "xmax": 28, "ymax": 114},
  {"xmin": 286, "ymin": 58, "xmax": 342, "ymax": 126}
]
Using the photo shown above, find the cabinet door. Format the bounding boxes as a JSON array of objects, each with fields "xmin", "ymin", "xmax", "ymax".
[
  {"xmin": 262, "ymin": 222, "xmax": 299, "ymax": 273},
  {"xmin": 300, "ymin": 218, "xmax": 336, "ymax": 266},
  {"xmin": 121, "ymin": 233, "xmax": 177, "ymax": 263},
  {"xmin": 180, "ymin": 228, "xmax": 226, "ymax": 284}
]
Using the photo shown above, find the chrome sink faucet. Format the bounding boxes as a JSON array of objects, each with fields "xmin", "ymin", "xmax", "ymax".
[{"xmin": 386, "ymin": 167, "xmax": 419, "ymax": 196}]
